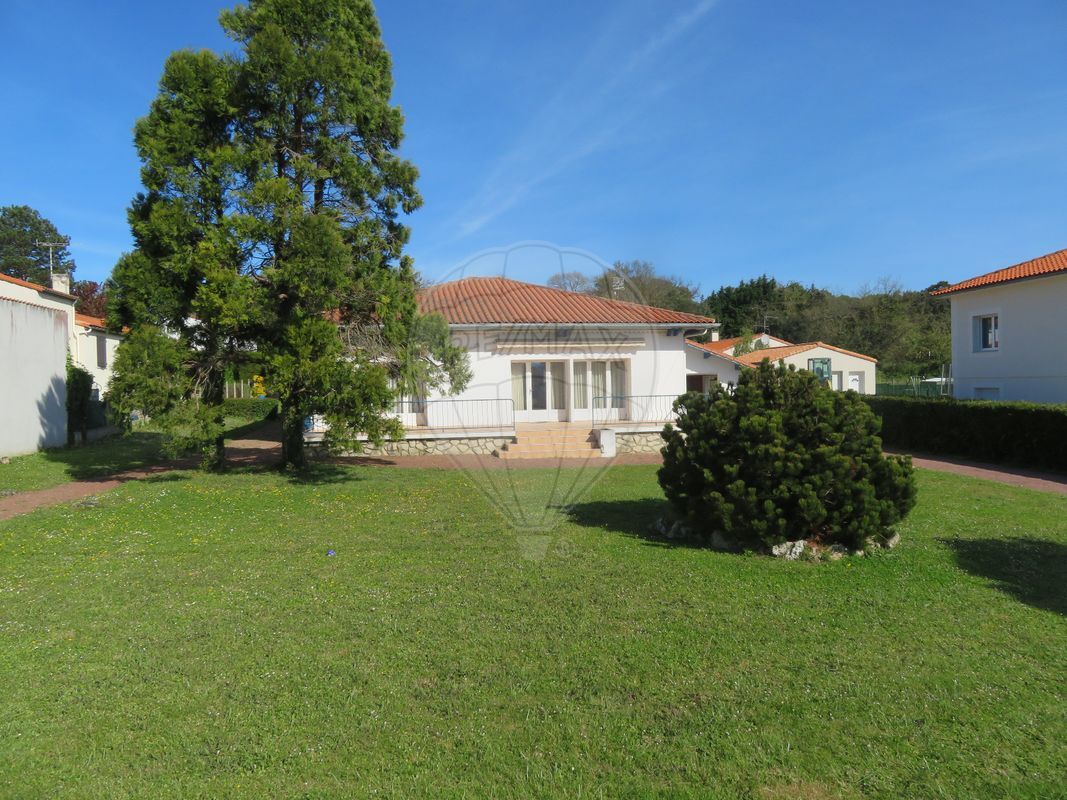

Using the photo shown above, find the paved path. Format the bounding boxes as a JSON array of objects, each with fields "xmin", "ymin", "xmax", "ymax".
[
  {"xmin": 0, "ymin": 427, "xmax": 280, "ymax": 523},
  {"xmin": 3, "ymin": 435, "xmax": 1064, "ymax": 523},
  {"xmin": 895, "ymin": 452, "xmax": 1067, "ymax": 496}
]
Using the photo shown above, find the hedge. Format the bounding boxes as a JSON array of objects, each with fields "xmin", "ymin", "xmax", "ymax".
[
  {"xmin": 862, "ymin": 396, "xmax": 1067, "ymax": 472},
  {"xmin": 220, "ymin": 397, "xmax": 279, "ymax": 421}
]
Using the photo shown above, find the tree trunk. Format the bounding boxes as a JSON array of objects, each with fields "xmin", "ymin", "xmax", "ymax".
[
  {"xmin": 201, "ymin": 365, "xmax": 226, "ymax": 471},
  {"xmin": 281, "ymin": 406, "xmax": 306, "ymax": 469}
]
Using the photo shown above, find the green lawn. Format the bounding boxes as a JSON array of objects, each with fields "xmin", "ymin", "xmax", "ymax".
[
  {"xmin": 0, "ymin": 418, "xmax": 266, "ymax": 495},
  {"xmin": 0, "ymin": 464, "xmax": 1063, "ymax": 798}
]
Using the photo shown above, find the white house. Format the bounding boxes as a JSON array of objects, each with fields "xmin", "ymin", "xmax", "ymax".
[
  {"xmin": 0, "ymin": 272, "xmax": 124, "ymax": 456},
  {"xmin": 310, "ymin": 276, "xmax": 719, "ymax": 458},
  {"xmin": 932, "ymin": 247, "xmax": 1067, "ymax": 402},
  {"xmin": 685, "ymin": 333, "xmax": 877, "ymax": 394},
  {"xmin": 309, "ymin": 277, "xmax": 880, "ymax": 459}
]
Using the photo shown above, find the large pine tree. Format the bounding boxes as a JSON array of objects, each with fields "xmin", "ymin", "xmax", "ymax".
[{"xmin": 109, "ymin": 0, "xmax": 466, "ymax": 468}]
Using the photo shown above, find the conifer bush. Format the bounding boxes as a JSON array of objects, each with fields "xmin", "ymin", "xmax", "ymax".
[{"xmin": 659, "ymin": 362, "xmax": 916, "ymax": 550}]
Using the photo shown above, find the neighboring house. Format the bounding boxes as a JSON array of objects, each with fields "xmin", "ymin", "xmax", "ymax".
[
  {"xmin": 308, "ymin": 276, "xmax": 718, "ymax": 457},
  {"xmin": 74, "ymin": 312, "xmax": 123, "ymax": 398},
  {"xmin": 932, "ymin": 248, "xmax": 1067, "ymax": 403},
  {"xmin": 0, "ymin": 273, "xmax": 124, "ymax": 456},
  {"xmin": 685, "ymin": 333, "xmax": 877, "ymax": 394}
]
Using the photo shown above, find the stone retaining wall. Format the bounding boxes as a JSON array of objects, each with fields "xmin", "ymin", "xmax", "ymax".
[
  {"xmin": 614, "ymin": 431, "xmax": 663, "ymax": 455},
  {"xmin": 357, "ymin": 436, "xmax": 513, "ymax": 457}
]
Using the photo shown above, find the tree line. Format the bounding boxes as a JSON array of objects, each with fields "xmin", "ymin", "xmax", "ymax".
[{"xmin": 552, "ymin": 265, "xmax": 951, "ymax": 379}]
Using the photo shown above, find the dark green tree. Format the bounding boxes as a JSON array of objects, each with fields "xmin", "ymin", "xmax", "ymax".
[
  {"xmin": 109, "ymin": 0, "xmax": 467, "ymax": 469},
  {"xmin": 659, "ymin": 361, "xmax": 916, "ymax": 550},
  {"xmin": 0, "ymin": 205, "xmax": 75, "ymax": 284}
]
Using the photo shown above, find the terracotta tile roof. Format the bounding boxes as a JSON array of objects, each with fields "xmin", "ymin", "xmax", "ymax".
[
  {"xmin": 699, "ymin": 333, "xmax": 793, "ymax": 353},
  {"xmin": 418, "ymin": 277, "xmax": 716, "ymax": 326},
  {"xmin": 931, "ymin": 248, "xmax": 1067, "ymax": 295},
  {"xmin": 0, "ymin": 272, "xmax": 76, "ymax": 300},
  {"xmin": 736, "ymin": 341, "xmax": 877, "ymax": 365},
  {"xmin": 75, "ymin": 312, "xmax": 107, "ymax": 330},
  {"xmin": 685, "ymin": 339, "xmax": 750, "ymax": 367}
]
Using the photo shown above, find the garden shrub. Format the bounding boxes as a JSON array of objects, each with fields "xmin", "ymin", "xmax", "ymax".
[
  {"xmin": 659, "ymin": 361, "xmax": 916, "ymax": 550},
  {"xmin": 65, "ymin": 358, "xmax": 94, "ymax": 446},
  {"xmin": 862, "ymin": 396, "xmax": 1067, "ymax": 472},
  {"xmin": 220, "ymin": 397, "xmax": 279, "ymax": 421}
]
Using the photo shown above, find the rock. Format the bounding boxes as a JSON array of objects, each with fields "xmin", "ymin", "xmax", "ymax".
[
  {"xmin": 885, "ymin": 532, "xmax": 901, "ymax": 549},
  {"xmin": 828, "ymin": 544, "xmax": 848, "ymax": 561},
  {"xmin": 0, "ymin": 456, "xmax": 9, "ymax": 464},
  {"xmin": 668, "ymin": 520, "xmax": 693, "ymax": 540},
  {"xmin": 770, "ymin": 540, "xmax": 806, "ymax": 560},
  {"xmin": 709, "ymin": 530, "xmax": 739, "ymax": 552},
  {"xmin": 650, "ymin": 517, "xmax": 671, "ymax": 537}
]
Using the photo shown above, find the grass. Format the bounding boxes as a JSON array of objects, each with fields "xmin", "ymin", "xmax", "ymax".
[
  {"xmin": 0, "ymin": 417, "xmax": 268, "ymax": 495},
  {"xmin": 0, "ymin": 464, "xmax": 1063, "ymax": 798}
]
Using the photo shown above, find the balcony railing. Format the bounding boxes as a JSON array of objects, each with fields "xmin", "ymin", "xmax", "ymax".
[
  {"xmin": 394, "ymin": 398, "xmax": 515, "ymax": 431},
  {"xmin": 591, "ymin": 394, "xmax": 680, "ymax": 427}
]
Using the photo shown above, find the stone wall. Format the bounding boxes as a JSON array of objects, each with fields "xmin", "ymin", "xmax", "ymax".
[
  {"xmin": 356, "ymin": 436, "xmax": 514, "ymax": 457},
  {"xmin": 614, "ymin": 431, "xmax": 663, "ymax": 455}
]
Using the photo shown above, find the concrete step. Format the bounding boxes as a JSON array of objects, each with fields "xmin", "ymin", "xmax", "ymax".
[{"xmin": 499, "ymin": 448, "xmax": 601, "ymax": 460}]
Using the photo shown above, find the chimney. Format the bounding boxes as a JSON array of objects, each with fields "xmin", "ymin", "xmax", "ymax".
[
  {"xmin": 50, "ymin": 272, "xmax": 71, "ymax": 294},
  {"xmin": 709, "ymin": 323, "xmax": 721, "ymax": 342}
]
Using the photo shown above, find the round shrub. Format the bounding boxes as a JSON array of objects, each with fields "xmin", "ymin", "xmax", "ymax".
[{"xmin": 659, "ymin": 361, "xmax": 916, "ymax": 550}]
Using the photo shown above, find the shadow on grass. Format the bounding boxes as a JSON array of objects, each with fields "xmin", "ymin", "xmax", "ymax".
[
  {"xmin": 38, "ymin": 430, "xmax": 168, "ymax": 481},
  {"xmin": 565, "ymin": 498, "xmax": 706, "ymax": 549},
  {"xmin": 282, "ymin": 462, "xmax": 365, "ymax": 486},
  {"xmin": 940, "ymin": 536, "xmax": 1067, "ymax": 616}
]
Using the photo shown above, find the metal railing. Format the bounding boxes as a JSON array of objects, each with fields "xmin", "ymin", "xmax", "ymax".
[
  {"xmin": 591, "ymin": 395, "xmax": 680, "ymax": 427},
  {"xmin": 304, "ymin": 398, "xmax": 515, "ymax": 438}
]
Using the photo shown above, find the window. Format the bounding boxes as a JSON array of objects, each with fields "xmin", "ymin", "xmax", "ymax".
[
  {"xmin": 610, "ymin": 361, "xmax": 626, "ymax": 408},
  {"xmin": 96, "ymin": 336, "xmax": 107, "ymax": 369},
  {"xmin": 572, "ymin": 361, "xmax": 588, "ymax": 409},
  {"xmin": 807, "ymin": 357, "xmax": 831, "ymax": 384},
  {"xmin": 511, "ymin": 362, "xmax": 527, "ymax": 410},
  {"xmin": 976, "ymin": 314, "xmax": 998, "ymax": 351},
  {"xmin": 591, "ymin": 361, "xmax": 608, "ymax": 408}
]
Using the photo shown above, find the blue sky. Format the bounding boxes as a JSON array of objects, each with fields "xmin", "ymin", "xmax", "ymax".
[{"xmin": 2, "ymin": 0, "xmax": 1065, "ymax": 295}]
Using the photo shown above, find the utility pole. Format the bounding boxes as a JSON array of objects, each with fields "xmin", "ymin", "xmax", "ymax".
[{"xmin": 35, "ymin": 239, "xmax": 68, "ymax": 276}]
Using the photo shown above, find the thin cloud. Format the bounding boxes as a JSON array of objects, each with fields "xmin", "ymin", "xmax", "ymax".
[{"xmin": 453, "ymin": 0, "xmax": 721, "ymax": 238}]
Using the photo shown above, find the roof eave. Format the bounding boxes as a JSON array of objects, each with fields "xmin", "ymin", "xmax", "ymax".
[{"xmin": 448, "ymin": 322, "xmax": 713, "ymax": 330}]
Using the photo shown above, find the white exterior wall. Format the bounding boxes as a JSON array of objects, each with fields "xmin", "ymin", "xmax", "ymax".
[
  {"xmin": 75, "ymin": 327, "xmax": 123, "ymax": 395},
  {"xmin": 948, "ymin": 273, "xmax": 1067, "ymax": 402},
  {"xmin": 0, "ymin": 280, "xmax": 75, "ymax": 348},
  {"xmin": 763, "ymin": 347, "xmax": 877, "ymax": 394},
  {"xmin": 423, "ymin": 325, "xmax": 692, "ymax": 423},
  {"xmin": 685, "ymin": 346, "xmax": 744, "ymax": 387},
  {"xmin": 0, "ymin": 298, "xmax": 69, "ymax": 455}
]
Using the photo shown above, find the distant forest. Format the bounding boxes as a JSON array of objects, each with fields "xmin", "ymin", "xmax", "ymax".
[
  {"xmin": 549, "ymin": 262, "xmax": 952, "ymax": 380},
  {"xmin": 702, "ymin": 276, "xmax": 952, "ymax": 379}
]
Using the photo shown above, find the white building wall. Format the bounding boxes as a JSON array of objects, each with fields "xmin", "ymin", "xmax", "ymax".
[
  {"xmin": 423, "ymin": 325, "xmax": 692, "ymax": 423},
  {"xmin": 0, "ymin": 298, "xmax": 69, "ymax": 456},
  {"xmin": 760, "ymin": 347, "xmax": 877, "ymax": 394},
  {"xmin": 74, "ymin": 327, "xmax": 123, "ymax": 395},
  {"xmin": 948, "ymin": 273, "xmax": 1067, "ymax": 402},
  {"xmin": 685, "ymin": 346, "xmax": 744, "ymax": 387}
]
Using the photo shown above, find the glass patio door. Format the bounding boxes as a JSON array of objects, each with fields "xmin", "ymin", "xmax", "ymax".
[{"xmin": 512, "ymin": 361, "xmax": 567, "ymax": 422}]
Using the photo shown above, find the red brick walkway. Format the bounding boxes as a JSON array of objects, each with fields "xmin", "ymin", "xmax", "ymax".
[{"xmin": 894, "ymin": 452, "xmax": 1067, "ymax": 496}]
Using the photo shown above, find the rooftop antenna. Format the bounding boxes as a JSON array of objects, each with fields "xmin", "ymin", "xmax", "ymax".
[{"xmin": 36, "ymin": 239, "xmax": 68, "ymax": 276}]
